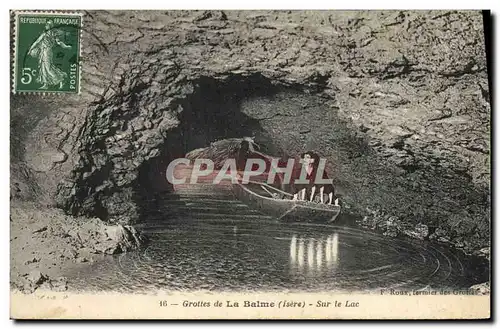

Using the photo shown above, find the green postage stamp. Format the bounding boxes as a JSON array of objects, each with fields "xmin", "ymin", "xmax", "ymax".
[{"xmin": 12, "ymin": 11, "xmax": 83, "ymax": 94}]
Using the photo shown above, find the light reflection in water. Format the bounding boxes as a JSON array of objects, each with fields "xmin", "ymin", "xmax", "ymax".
[
  {"xmin": 316, "ymin": 239, "xmax": 323, "ymax": 270},
  {"xmin": 297, "ymin": 238, "xmax": 305, "ymax": 268},
  {"xmin": 290, "ymin": 233, "xmax": 339, "ymax": 276},
  {"xmin": 290, "ymin": 235, "xmax": 297, "ymax": 264},
  {"xmin": 332, "ymin": 233, "xmax": 339, "ymax": 264},
  {"xmin": 307, "ymin": 238, "xmax": 314, "ymax": 272}
]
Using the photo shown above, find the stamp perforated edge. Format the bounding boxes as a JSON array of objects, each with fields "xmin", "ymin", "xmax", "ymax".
[{"xmin": 11, "ymin": 10, "xmax": 84, "ymax": 96}]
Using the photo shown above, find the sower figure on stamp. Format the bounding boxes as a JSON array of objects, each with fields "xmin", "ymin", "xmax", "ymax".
[{"xmin": 27, "ymin": 20, "xmax": 71, "ymax": 90}]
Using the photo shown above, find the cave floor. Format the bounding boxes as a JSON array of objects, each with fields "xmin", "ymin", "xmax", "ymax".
[{"xmin": 10, "ymin": 201, "xmax": 111, "ymax": 293}]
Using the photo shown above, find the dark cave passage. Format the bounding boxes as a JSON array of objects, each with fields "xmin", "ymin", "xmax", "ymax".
[
  {"xmin": 131, "ymin": 73, "xmax": 375, "ymax": 224},
  {"xmin": 134, "ymin": 74, "xmax": 297, "ymax": 218},
  {"xmin": 178, "ymin": 75, "xmax": 282, "ymax": 154}
]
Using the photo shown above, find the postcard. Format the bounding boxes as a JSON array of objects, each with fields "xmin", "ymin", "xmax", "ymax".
[{"xmin": 10, "ymin": 9, "xmax": 491, "ymax": 320}]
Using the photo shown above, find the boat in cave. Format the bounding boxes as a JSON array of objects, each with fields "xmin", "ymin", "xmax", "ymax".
[
  {"xmin": 182, "ymin": 137, "xmax": 342, "ymax": 223},
  {"xmin": 232, "ymin": 138, "xmax": 342, "ymax": 223},
  {"xmin": 232, "ymin": 179, "xmax": 341, "ymax": 223}
]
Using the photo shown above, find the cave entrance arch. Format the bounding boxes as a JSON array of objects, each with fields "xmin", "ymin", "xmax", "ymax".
[{"xmin": 135, "ymin": 74, "xmax": 292, "ymax": 216}]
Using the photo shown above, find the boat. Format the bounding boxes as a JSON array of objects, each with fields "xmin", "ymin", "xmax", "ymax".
[
  {"xmin": 232, "ymin": 180, "xmax": 341, "ymax": 223},
  {"xmin": 182, "ymin": 136, "xmax": 341, "ymax": 223}
]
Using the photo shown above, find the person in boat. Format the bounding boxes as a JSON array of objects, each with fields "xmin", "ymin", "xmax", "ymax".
[
  {"xmin": 292, "ymin": 151, "xmax": 337, "ymax": 205},
  {"xmin": 316, "ymin": 178, "xmax": 337, "ymax": 205}
]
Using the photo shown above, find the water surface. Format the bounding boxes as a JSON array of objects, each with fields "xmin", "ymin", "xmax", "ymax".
[{"xmin": 66, "ymin": 196, "xmax": 488, "ymax": 293}]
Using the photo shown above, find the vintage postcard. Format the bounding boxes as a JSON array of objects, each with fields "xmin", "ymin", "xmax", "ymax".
[{"xmin": 10, "ymin": 9, "xmax": 491, "ymax": 320}]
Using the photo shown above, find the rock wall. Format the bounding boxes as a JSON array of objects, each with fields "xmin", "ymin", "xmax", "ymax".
[{"xmin": 11, "ymin": 10, "xmax": 490, "ymax": 253}]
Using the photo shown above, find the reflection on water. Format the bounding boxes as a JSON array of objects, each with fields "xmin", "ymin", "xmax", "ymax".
[
  {"xmin": 64, "ymin": 218, "xmax": 489, "ymax": 293},
  {"xmin": 290, "ymin": 234, "xmax": 339, "ymax": 276}
]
